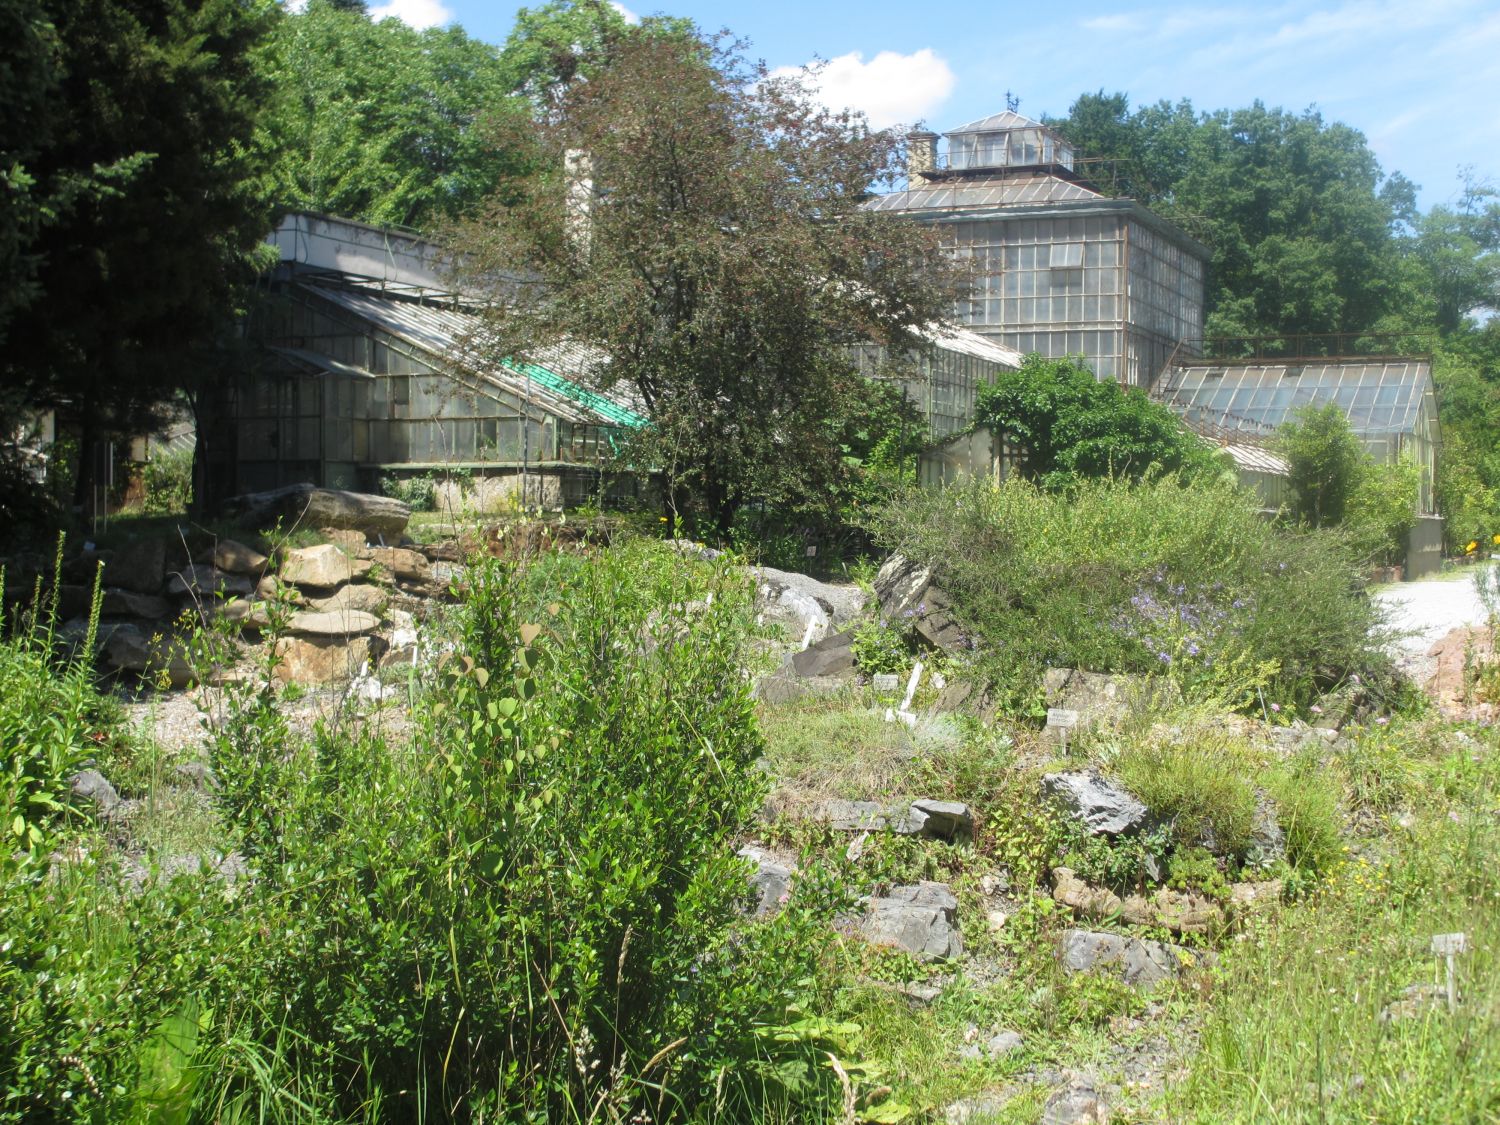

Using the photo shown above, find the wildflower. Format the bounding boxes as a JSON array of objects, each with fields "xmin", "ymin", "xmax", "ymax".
[
  {"xmin": 1310, "ymin": 704, "xmax": 1324, "ymax": 715},
  {"xmin": 1158, "ymin": 651, "xmax": 1172, "ymax": 665},
  {"xmin": 1466, "ymin": 540, "xmax": 1479, "ymax": 554},
  {"xmin": 1186, "ymin": 642, "xmax": 1200, "ymax": 656},
  {"xmin": 1349, "ymin": 673, "xmax": 1361, "ymax": 686},
  {"xmin": 1232, "ymin": 599, "xmax": 1245, "ymax": 609},
  {"xmin": 1270, "ymin": 703, "xmax": 1281, "ymax": 713},
  {"xmin": 1493, "ymin": 533, "xmax": 1500, "ymax": 545},
  {"xmin": 1376, "ymin": 716, "xmax": 1389, "ymax": 725}
]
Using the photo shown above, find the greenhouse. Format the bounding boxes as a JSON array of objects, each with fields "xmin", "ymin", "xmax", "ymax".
[
  {"xmin": 1154, "ymin": 356, "xmax": 1443, "ymax": 576},
  {"xmin": 867, "ymin": 110, "xmax": 1210, "ymax": 387}
]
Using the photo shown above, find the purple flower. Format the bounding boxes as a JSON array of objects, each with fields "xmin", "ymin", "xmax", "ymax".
[
  {"xmin": 1310, "ymin": 704, "xmax": 1324, "ymax": 715},
  {"xmin": 1376, "ymin": 716, "xmax": 1389, "ymax": 725},
  {"xmin": 1232, "ymin": 599, "xmax": 1245, "ymax": 609},
  {"xmin": 1270, "ymin": 703, "xmax": 1281, "ymax": 713},
  {"xmin": 1186, "ymin": 642, "xmax": 1200, "ymax": 656},
  {"xmin": 1158, "ymin": 651, "xmax": 1172, "ymax": 665}
]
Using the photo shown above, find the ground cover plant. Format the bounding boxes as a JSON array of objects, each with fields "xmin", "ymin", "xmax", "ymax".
[{"xmin": 868, "ymin": 474, "xmax": 1388, "ymax": 714}]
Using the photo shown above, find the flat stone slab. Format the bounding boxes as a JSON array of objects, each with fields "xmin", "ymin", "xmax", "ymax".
[
  {"xmin": 790, "ymin": 630, "xmax": 856, "ymax": 679},
  {"xmin": 165, "ymin": 565, "xmax": 255, "ymax": 599},
  {"xmin": 287, "ymin": 609, "xmax": 380, "ymax": 637},
  {"xmin": 100, "ymin": 588, "xmax": 172, "ymax": 620},
  {"xmin": 305, "ymin": 584, "xmax": 387, "ymax": 616},
  {"xmin": 273, "ymin": 635, "xmax": 371, "ymax": 683},
  {"xmin": 280, "ymin": 544, "xmax": 373, "ymax": 589},
  {"xmin": 206, "ymin": 539, "xmax": 268, "ymax": 575}
]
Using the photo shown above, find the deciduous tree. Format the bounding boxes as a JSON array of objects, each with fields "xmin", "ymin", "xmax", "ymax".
[{"xmin": 457, "ymin": 31, "xmax": 963, "ymax": 535}]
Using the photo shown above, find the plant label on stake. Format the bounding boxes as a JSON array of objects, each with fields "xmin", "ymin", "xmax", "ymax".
[{"xmin": 1047, "ymin": 708, "xmax": 1080, "ymax": 756}]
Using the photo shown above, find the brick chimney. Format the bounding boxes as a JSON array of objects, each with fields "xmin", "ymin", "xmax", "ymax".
[{"xmin": 907, "ymin": 129, "xmax": 938, "ymax": 185}]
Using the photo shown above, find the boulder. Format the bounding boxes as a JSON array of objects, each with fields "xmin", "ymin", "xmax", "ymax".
[
  {"xmin": 1248, "ymin": 798, "xmax": 1286, "ymax": 865},
  {"xmin": 279, "ymin": 544, "xmax": 372, "ymax": 589},
  {"xmin": 1148, "ymin": 887, "xmax": 1222, "ymax": 936},
  {"xmin": 305, "ymin": 584, "xmax": 387, "ymax": 616},
  {"xmin": 255, "ymin": 575, "xmax": 302, "ymax": 604},
  {"xmin": 817, "ymin": 799, "xmax": 906, "ymax": 831},
  {"xmin": 223, "ymin": 484, "xmax": 411, "ymax": 538},
  {"xmin": 320, "ymin": 528, "xmax": 369, "ymax": 553},
  {"xmin": 874, "ymin": 553, "xmax": 932, "ymax": 620},
  {"xmin": 909, "ymin": 798, "xmax": 975, "ymax": 843},
  {"xmin": 863, "ymin": 881, "xmax": 963, "ymax": 961},
  {"xmin": 1059, "ymin": 929, "xmax": 1205, "ymax": 988},
  {"xmin": 205, "ymin": 539, "xmax": 268, "ymax": 575},
  {"xmin": 911, "ymin": 586, "xmax": 967, "ymax": 654},
  {"xmin": 1228, "ymin": 880, "xmax": 1283, "ymax": 916},
  {"xmin": 1051, "ymin": 866, "xmax": 1123, "ymax": 920},
  {"xmin": 368, "ymin": 546, "xmax": 431, "ymax": 583},
  {"xmin": 165, "ymin": 565, "xmax": 255, "ymax": 599},
  {"xmin": 69, "ymin": 769, "xmax": 120, "ymax": 814},
  {"xmin": 99, "ymin": 588, "xmax": 171, "ymax": 620},
  {"xmin": 104, "ymin": 539, "xmax": 167, "ymax": 594},
  {"xmin": 287, "ymin": 609, "xmax": 381, "ymax": 637},
  {"xmin": 1042, "ymin": 770, "xmax": 1151, "ymax": 837},
  {"xmin": 1043, "ymin": 1081, "xmax": 1111, "ymax": 1125},
  {"xmin": 739, "ymin": 846, "xmax": 795, "ymax": 916},
  {"xmin": 1043, "ymin": 668, "xmax": 1179, "ymax": 729},
  {"xmin": 273, "ymin": 635, "xmax": 371, "ymax": 684},
  {"xmin": 790, "ymin": 630, "xmax": 856, "ymax": 679},
  {"xmin": 103, "ymin": 626, "xmax": 196, "ymax": 687},
  {"xmin": 753, "ymin": 565, "xmax": 865, "ymax": 633}
]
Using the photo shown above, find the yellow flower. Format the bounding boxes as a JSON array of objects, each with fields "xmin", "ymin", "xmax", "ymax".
[
  {"xmin": 1466, "ymin": 540, "xmax": 1479, "ymax": 554},
  {"xmin": 1493, "ymin": 532, "xmax": 1500, "ymax": 545}
]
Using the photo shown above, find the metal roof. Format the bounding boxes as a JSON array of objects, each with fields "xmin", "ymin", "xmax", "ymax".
[
  {"xmin": 1221, "ymin": 443, "xmax": 1289, "ymax": 475},
  {"xmin": 1155, "ymin": 360, "xmax": 1434, "ymax": 437},
  {"xmin": 865, "ymin": 174, "xmax": 1104, "ymax": 215},
  {"xmin": 946, "ymin": 110, "xmax": 1051, "ymax": 135},
  {"xmin": 297, "ymin": 282, "xmax": 647, "ymax": 428}
]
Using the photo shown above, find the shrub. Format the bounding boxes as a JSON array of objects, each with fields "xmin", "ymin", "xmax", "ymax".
[
  {"xmin": 1345, "ymin": 454, "xmax": 1420, "ymax": 567},
  {"xmin": 1278, "ymin": 401, "xmax": 1366, "ymax": 527},
  {"xmin": 141, "ymin": 445, "xmax": 193, "ymax": 514},
  {"xmin": 379, "ymin": 471, "xmax": 435, "ymax": 511},
  {"xmin": 868, "ymin": 475, "xmax": 1384, "ymax": 712},
  {"xmin": 975, "ymin": 353, "xmax": 1226, "ymax": 489},
  {"xmin": 202, "ymin": 541, "xmax": 847, "ymax": 1120}
]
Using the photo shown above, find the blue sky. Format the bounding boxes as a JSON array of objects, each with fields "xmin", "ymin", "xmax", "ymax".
[{"xmin": 371, "ymin": 0, "xmax": 1499, "ymax": 211}]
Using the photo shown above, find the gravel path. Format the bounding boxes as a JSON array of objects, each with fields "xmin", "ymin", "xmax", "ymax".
[{"xmin": 1374, "ymin": 565, "xmax": 1494, "ymax": 680}]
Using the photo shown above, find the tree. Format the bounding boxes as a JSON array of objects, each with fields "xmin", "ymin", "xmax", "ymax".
[
  {"xmin": 1, "ymin": 0, "xmax": 275, "ymax": 511},
  {"xmin": 456, "ymin": 31, "xmax": 963, "ymax": 536},
  {"xmin": 1051, "ymin": 95, "xmax": 1406, "ymax": 340},
  {"xmin": 1277, "ymin": 402, "xmax": 1367, "ymax": 527},
  {"xmin": 256, "ymin": 1, "xmax": 525, "ymax": 229},
  {"xmin": 974, "ymin": 354, "xmax": 1223, "ymax": 490}
]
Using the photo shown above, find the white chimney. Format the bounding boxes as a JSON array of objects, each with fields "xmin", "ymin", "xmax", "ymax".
[
  {"xmin": 907, "ymin": 130, "xmax": 938, "ymax": 185},
  {"xmin": 564, "ymin": 149, "xmax": 593, "ymax": 258}
]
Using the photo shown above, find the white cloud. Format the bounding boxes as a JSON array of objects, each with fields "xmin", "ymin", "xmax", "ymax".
[
  {"xmin": 610, "ymin": 1, "xmax": 641, "ymax": 24},
  {"xmin": 368, "ymin": 0, "xmax": 452, "ymax": 29},
  {"xmin": 769, "ymin": 49, "xmax": 956, "ymax": 131}
]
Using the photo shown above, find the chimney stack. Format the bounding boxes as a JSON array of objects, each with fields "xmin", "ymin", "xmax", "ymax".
[
  {"xmin": 907, "ymin": 129, "xmax": 938, "ymax": 185},
  {"xmin": 564, "ymin": 148, "xmax": 593, "ymax": 257}
]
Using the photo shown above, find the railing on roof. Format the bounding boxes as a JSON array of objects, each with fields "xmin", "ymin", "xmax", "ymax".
[{"xmin": 1164, "ymin": 333, "xmax": 1436, "ymax": 364}]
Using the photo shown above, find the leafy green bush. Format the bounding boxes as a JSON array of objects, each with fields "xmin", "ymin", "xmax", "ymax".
[
  {"xmin": 201, "ymin": 541, "xmax": 849, "ymax": 1120},
  {"xmin": 851, "ymin": 617, "xmax": 913, "ymax": 676},
  {"xmin": 141, "ymin": 445, "xmax": 193, "ymax": 514},
  {"xmin": 975, "ymin": 353, "xmax": 1226, "ymax": 490},
  {"xmin": 868, "ymin": 475, "xmax": 1384, "ymax": 713},
  {"xmin": 379, "ymin": 471, "xmax": 435, "ymax": 511}
]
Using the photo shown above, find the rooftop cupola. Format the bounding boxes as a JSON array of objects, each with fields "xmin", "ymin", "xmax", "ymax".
[{"xmin": 943, "ymin": 110, "xmax": 1074, "ymax": 173}]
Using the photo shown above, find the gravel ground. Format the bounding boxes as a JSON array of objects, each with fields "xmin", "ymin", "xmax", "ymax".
[{"xmin": 1374, "ymin": 564, "xmax": 1495, "ymax": 681}]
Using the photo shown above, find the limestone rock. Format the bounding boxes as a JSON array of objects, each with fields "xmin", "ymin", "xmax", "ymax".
[
  {"xmin": 909, "ymin": 798, "xmax": 974, "ymax": 842},
  {"xmin": 69, "ymin": 769, "xmax": 120, "ymax": 814},
  {"xmin": 1248, "ymin": 798, "xmax": 1286, "ymax": 865},
  {"xmin": 1059, "ymin": 929, "xmax": 1206, "ymax": 987},
  {"xmin": 224, "ymin": 484, "xmax": 411, "ymax": 538},
  {"xmin": 320, "ymin": 528, "xmax": 369, "ymax": 553},
  {"xmin": 280, "ymin": 544, "xmax": 372, "ymax": 589},
  {"xmin": 273, "ymin": 635, "xmax": 371, "ymax": 683},
  {"xmin": 912, "ymin": 586, "xmax": 967, "ymax": 654},
  {"xmin": 104, "ymin": 539, "xmax": 167, "ymax": 594},
  {"xmin": 790, "ymin": 629, "xmax": 856, "ymax": 679},
  {"xmin": 752, "ymin": 565, "xmax": 865, "ymax": 633},
  {"xmin": 817, "ymin": 799, "xmax": 904, "ymax": 831},
  {"xmin": 874, "ymin": 553, "xmax": 932, "ymax": 620},
  {"xmin": 1228, "ymin": 880, "xmax": 1283, "ymax": 916},
  {"xmin": 205, "ymin": 539, "xmax": 268, "ymax": 575},
  {"xmin": 1043, "ymin": 770, "xmax": 1151, "ymax": 837},
  {"xmin": 287, "ymin": 609, "xmax": 381, "ymax": 637},
  {"xmin": 1043, "ymin": 667, "xmax": 1179, "ymax": 729},
  {"xmin": 305, "ymin": 583, "xmax": 387, "ymax": 616},
  {"xmin": 103, "ymin": 626, "xmax": 196, "ymax": 687},
  {"xmin": 99, "ymin": 588, "xmax": 171, "ymax": 620},
  {"xmin": 1051, "ymin": 867, "xmax": 1123, "ymax": 919},
  {"xmin": 1043, "ymin": 1080, "xmax": 1111, "ymax": 1125},
  {"xmin": 165, "ymin": 565, "xmax": 255, "ymax": 599},
  {"xmin": 739, "ymin": 846, "xmax": 795, "ymax": 916},
  {"xmin": 368, "ymin": 546, "xmax": 431, "ymax": 583},
  {"xmin": 863, "ymin": 881, "xmax": 962, "ymax": 961}
]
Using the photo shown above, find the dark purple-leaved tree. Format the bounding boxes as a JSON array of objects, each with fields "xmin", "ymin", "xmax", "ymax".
[{"xmin": 456, "ymin": 28, "xmax": 964, "ymax": 536}]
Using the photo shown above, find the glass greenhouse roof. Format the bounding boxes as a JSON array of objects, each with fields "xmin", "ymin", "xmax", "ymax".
[
  {"xmin": 1156, "ymin": 360, "xmax": 1433, "ymax": 436},
  {"xmin": 865, "ymin": 174, "xmax": 1103, "ymax": 213}
]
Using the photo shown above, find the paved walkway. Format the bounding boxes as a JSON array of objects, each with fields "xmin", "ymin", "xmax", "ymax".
[{"xmin": 1374, "ymin": 563, "xmax": 1495, "ymax": 679}]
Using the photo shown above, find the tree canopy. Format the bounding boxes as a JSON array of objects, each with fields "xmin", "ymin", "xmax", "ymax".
[
  {"xmin": 456, "ymin": 31, "xmax": 963, "ymax": 534},
  {"xmin": 1, "ymin": 0, "xmax": 274, "ymax": 452},
  {"xmin": 974, "ymin": 354, "xmax": 1224, "ymax": 490}
]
